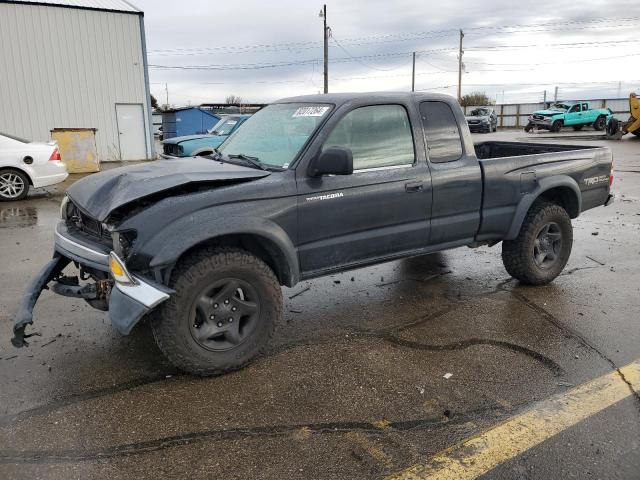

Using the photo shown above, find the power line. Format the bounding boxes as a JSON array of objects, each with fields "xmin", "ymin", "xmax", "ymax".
[{"xmin": 146, "ymin": 16, "xmax": 640, "ymax": 56}]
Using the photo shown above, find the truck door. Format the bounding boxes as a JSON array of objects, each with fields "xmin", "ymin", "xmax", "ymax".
[
  {"xmin": 564, "ymin": 104, "xmax": 582, "ymax": 125},
  {"xmin": 296, "ymin": 103, "xmax": 432, "ymax": 275},
  {"xmin": 419, "ymin": 100, "xmax": 482, "ymax": 246}
]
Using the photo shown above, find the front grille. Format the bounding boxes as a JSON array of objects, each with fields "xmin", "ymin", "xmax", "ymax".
[
  {"xmin": 67, "ymin": 202, "xmax": 111, "ymax": 243},
  {"xmin": 468, "ymin": 120, "xmax": 480, "ymax": 124},
  {"xmin": 533, "ymin": 115, "xmax": 545, "ymax": 120},
  {"xmin": 163, "ymin": 143, "xmax": 181, "ymax": 156}
]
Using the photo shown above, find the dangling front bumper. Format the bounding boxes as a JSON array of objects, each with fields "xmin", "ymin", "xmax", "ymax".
[{"xmin": 11, "ymin": 222, "xmax": 172, "ymax": 348}]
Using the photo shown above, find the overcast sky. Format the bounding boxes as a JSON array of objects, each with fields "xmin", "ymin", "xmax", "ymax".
[{"xmin": 135, "ymin": 0, "xmax": 639, "ymax": 107}]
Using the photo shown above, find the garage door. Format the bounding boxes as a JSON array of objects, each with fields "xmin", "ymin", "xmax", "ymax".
[{"xmin": 115, "ymin": 103, "xmax": 147, "ymax": 160}]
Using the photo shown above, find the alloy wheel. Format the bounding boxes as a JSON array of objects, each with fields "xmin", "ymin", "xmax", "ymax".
[
  {"xmin": 533, "ymin": 222, "xmax": 562, "ymax": 269},
  {"xmin": 0, "ymin": 172, "xmax": 26, "ymax": 199}
]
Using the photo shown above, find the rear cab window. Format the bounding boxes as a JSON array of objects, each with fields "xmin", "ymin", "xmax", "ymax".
[
  {"xmin": 322, "ymin": 104, "xmax": 415, "ymax": 170},
  {"xmin": 419, "ymin": 101, "xmax": 463, "ymax": 163}
]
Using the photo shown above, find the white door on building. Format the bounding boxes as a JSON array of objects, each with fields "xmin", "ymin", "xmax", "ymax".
[{"xmin": 115, "ymin": 103, "xmax": 147, "ymax": 160}]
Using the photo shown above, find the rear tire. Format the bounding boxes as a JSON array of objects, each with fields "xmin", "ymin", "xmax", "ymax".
[
  {"xmin": 551, "ymin": 120, "xmax": 563, "ymax": 133},
  {"xmin": 593, "ymin": 115, "xmax": 606, "ymax": 131},
  {"xmin": 150, "ymin": 247, "xmax": 282, "ymax": 376},
  {"xmin": 0, "ymin": 169, "xmax": 29, "ymax": 201},
  {"xmin": 502, "ymin": 201, "xmax": 573, "ymax": 285}
]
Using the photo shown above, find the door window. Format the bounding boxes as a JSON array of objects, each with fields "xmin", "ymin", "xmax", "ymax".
[
  {"xmin": 419, "ymin": 101, "xmax": 463, "ymax": 163},
  {"xmin": 569, "ymin": 104, "xmax": 580, "ymax": 113},
  {"xmin": 323, "ymin": 104, "xmax": 415, "ymax": 170},
  {"xmin": 582, "ymin": 103, "xmax": 588, "ymax": 111}
]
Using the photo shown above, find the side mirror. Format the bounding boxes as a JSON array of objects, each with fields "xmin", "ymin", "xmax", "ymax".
[{"xmin": 308, "ymin": 147, "xmax": 353, "ymax": 177}]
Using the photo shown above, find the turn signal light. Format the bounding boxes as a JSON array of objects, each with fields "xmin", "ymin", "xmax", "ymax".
[
  {"xmin": 49, "ymin": 148, "xmax": 61, "ymax": 161},
  {"xmin": 109, "ymin": 252, "xmax": 136, "ymax": 286}
]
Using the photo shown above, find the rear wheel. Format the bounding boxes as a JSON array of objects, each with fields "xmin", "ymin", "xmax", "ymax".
[
  {"xmin": 151, "ymin": 247, "xmax": 282, "ymax": 375},
  {"xmin": 0, "ymin": 169, "xmax": 29, "ymax": 201},
  {"xmin": 551, "ymin": 120, "xmax": 563, "ymax": 133},
  {"xmin": 502, "ymin": 201, "xmax": 573, "ymax": 285},
  {"xmin": 593, "ymin": 115, "xmax": 606, "ymax": 131}
]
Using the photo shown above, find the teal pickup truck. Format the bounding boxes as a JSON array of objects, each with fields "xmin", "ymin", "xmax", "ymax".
[
  {"xmin": 161, "ymin": 115, "xmax": 250, "ymax": 157},
  {"xmin": 525, "ymin": 102, "xmax": 613, "ymax": 133}
]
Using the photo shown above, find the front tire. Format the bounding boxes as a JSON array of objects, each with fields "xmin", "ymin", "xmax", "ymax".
[
  {"xmin": 151, "ymin": 248, "xmax": 282, "ymax": 375},
  {"xmin": 551, "ymin": 120, "xmax": 563, "ymax": 133},
  {"xmin": 502, "ymin": 201, "xmax": 573, "ymax": 285},
  {"xmin": 0, "ymin": 169, "xmax": 29, "ymax": 201}
]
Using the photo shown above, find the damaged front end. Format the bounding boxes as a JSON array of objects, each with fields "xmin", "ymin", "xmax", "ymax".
[{"xmin": 11, "ymin": 197, "xmax": 171, "ymax": 348}]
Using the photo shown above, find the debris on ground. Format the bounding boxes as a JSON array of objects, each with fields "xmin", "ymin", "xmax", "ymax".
[
  {"xmin": 443, "ymin": 373, "xmax": 453, "ymax": 380},
  {"xmin": 288, "ymin": 286, "xmax": 310, "ymax": 299}
]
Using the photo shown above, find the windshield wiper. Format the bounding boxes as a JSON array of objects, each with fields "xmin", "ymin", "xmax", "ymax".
[{"xmin": 228, "ymin": 154, "xmax": 269, "ymax": 171}]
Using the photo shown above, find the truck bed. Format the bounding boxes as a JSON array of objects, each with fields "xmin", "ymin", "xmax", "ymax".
[
  {"xmin": 474, "ymin": 141, "xmax": 612, "ymax": 242},
  {"xmin": 474, "ymin": 141, "xmax": 598, "ymax": 159}
]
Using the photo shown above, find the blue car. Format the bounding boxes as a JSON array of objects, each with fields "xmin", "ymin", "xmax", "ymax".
[{"xmin": 161, "ymin": 115, "xmax": 250, "ymax": 157}]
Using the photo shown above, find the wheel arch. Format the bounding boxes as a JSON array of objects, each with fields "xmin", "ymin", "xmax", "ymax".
[
  {"xmin": 147, "ymin": 218, "xmax": 300, "ymax": 288},
  {"xmin": 0, "ymin": 166, "xmax": 33, "ymax": 186},
  {"xmin": 505, "ymin": 177, "xmax": 581, "ymax": 240}
]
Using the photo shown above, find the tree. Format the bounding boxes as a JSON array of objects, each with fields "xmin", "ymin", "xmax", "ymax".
[
  {"xmin": 460, "ymin": 92, "xmax": 494, "ymax": 107},
  {"xmin": 150, "ymin": 94, "xmax": 160, "ymax": 111},
  {"xmin": 225, "ymin": 94, "xmax": 244, "ymax": 105}
]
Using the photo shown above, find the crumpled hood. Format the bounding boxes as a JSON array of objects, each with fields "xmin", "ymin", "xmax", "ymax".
[
  {"xmin": 67, "ymin": 158, "xmax": 271, "ymax": 221},
  {"xmin": 533, "ymin": 109, "xmax": 566, "ymax": 116}
]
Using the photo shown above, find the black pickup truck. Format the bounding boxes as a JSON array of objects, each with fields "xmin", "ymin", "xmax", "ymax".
[{"xmin": 12, "ymin": 93, "xmax": 613, "ymax": 375}]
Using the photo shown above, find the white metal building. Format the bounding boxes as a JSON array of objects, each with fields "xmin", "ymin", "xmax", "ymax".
[{"xmin": 0, "ymin": 0, "xmax": 154, "ymax": 161}]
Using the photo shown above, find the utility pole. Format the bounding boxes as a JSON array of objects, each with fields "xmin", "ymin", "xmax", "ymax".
[
  {"xmin": 165, "ymin": 83, "xmax": 169, "ymax": 108},
  {"xmin": 554, "ymin": 86, "xmax": 558, "ymax": 102},
  {"xmin": 411, "ymin": 52, "xmax": 416, "ymax": 92},
  {"xmin": 457, "ymin": 30, "xmax": 464, "ymax": 102},
  {"xmin": 319, "ymin": 5, "xmax": 328, "ymax": 94},
  {"xmin": 543, "ymin": 89, "xmax": 547, "ymax": 105}
]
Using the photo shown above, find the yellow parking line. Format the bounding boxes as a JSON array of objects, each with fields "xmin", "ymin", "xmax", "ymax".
[{"xmin": 387, "ymin": 359, "xmax": 640, "ymax": 480}]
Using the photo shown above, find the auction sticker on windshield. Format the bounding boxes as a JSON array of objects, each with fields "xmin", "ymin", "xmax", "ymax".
[{"xmin": 292, "ymin": 106, "xmax": 330, "ymax": 117}]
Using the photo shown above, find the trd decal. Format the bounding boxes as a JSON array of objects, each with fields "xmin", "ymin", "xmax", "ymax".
[{"xmin": 305, "ymin": 192, "xmax": 344, "ymax": 202}]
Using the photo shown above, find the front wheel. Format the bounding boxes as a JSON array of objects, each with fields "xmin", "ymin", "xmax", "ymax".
[
  {"xmin": 151, "ymin": 248, "xmax": 282, "ymax": 375},
  {"xmin": 551, "ymin": 120, "xmax": 563, "ymax": 133},
  {"xmin": 502, "ymin": 201, "xmax": 573, "ymax": 285}
]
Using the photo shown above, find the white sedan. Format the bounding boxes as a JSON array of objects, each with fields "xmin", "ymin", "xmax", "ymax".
[{"xmin": 0, "ymin": 132, "xmax": 68, "ymax": 201}]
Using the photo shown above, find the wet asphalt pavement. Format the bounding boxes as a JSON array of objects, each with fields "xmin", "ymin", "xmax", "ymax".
[{"xmin": 0, "ymin": 131, "xmax": 639, "ymax": 479}]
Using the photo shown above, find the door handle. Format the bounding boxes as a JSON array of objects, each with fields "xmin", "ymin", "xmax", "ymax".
[{"xmin": 405, "ymin": 181, "xmax": 423, "ymax": 192}]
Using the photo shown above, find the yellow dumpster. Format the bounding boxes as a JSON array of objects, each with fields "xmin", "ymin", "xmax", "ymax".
[{"xmin": 50, "ymin": 128, "xmax": 99, "ymax": 173}]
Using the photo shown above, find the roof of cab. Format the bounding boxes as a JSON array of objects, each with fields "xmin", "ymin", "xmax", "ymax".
[{"xmin": 274, "ymin": 92, "xmax": 456, "ymax": 106}]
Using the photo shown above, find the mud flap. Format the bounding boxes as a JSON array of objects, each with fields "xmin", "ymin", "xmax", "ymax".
[
  {"xmin": 12, "ymin": 254, "xmax": 70, "ymax": 348},
  {"xmin": 108, "ymin": 286, "xmax": 151, "ymax": 335}
]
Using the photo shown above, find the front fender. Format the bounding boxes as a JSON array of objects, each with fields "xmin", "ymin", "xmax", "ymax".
[
  {"xmin": 505, "ymin": 176, "xmax": 581, "ymax": 240},
  {"xmin": 144, "ymin": 215, "xmax": 300, "ymax": 287}
]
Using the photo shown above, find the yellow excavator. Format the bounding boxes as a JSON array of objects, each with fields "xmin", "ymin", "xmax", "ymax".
[{"xmin": 607, "ymin": 92, "xmax": 640, "ymax": 139}]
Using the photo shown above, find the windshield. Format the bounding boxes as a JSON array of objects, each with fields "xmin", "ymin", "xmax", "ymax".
[
  {"xmin": 550, "ymin": 103, "xmax": 570, "ymax": 111},
  {"xmin": 217, "ymin": 103, "xmax": 332, "ymax": 167},
  {"xmin": 470, "ymin": 108, "xmax": 490, "ymax": 116},
  {"xmin": 208, "ymin": 117, "xmax": 240, "ymax": 136}
]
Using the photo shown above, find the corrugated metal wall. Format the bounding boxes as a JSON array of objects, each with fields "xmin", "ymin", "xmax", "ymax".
[{"xmin": 0, "ymin": 3, "xmax": 152, "ymax": 161}]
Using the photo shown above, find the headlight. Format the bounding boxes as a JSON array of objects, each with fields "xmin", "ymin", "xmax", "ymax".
[
  {"xmin": 481, "ymin": 118, "xmax": 489, "ymax": 124},
  {"xmin": 60, "ymin": 195, "xmax": 69, "ymax": 220}
]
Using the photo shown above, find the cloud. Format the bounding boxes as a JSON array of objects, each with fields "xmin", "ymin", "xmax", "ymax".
[{"xmin": 138, "ymin": 0, "xmax": 640, "ymax": 105}]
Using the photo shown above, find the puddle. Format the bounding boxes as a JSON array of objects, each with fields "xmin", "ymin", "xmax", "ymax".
[{"xmin": 0, "ymin": 206, "xmax": 38, "ymax": 228}]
